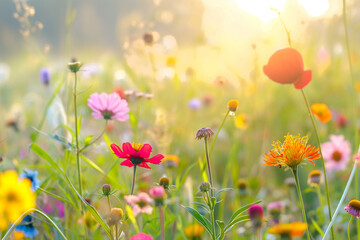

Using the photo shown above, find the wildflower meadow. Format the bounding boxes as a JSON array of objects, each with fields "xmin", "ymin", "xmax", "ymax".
[{"xmin": 1, "ymin": 0, "xmax": 360, "ymax": 239}]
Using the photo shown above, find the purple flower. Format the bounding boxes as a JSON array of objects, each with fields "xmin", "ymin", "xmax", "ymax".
[
  {"xmin": 40, "ymin": 67, "xmax": 51, "ymax": 85},
  {"xmin": 321, "ymin": 135, "xmax": 351, "ymax": 172},
  {"xmin": 88, "ymin": 92, "xmax": 129, "ymax": 121},
  {"xmin": 188, "ymin": 98, "xmax": 202, "ymax": 110},
  {"xmin": 345, "ymin": 200, "xmax": 360, "ymax": 218}
]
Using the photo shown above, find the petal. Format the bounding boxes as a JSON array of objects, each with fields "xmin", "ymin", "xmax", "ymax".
[
  {"xmin": 138, "ymin": 162, "xmax": 152, "ymax": 169},
  {"xmin": 111, "ymin": 144, "xmax": 128, "ymax": 158},
  {"xmin": 124, "ymin": 195, "xmax": 139, "ymax": 204},
  {"xmin": 122, "ymin": 142, "xmax": 136, "ymax": 156},
  {"xmin": 141, "ymin": 205, "xmax": 153, "ymax": 215},
  {"xmin": 264, "ymin": 48, "xmax": 304, "ymax": 84},
  {"xmin": 99, "ymin": 93, "xmax": 109, "ymax": 110},
  {"xmin": 120, "ymin": 159, "xmax": 134, "ymax": 167},
  {"xmin": 145, "ymin": 154, "xmax": 164, "ymax": 164},
  {"xmin": 132, "ymin": 205, "xmax": 140, "ymax": 217},
  {"xmin": 294, "ymin": 70, "xmax": 312, "ymax": 89},
  {"xmin": 138, "ymin": 144, "xmax": 152, "ymax": 158},
  {"xmin": 91, "ymin": 112, "xmax": 103, "ymax": 119}
]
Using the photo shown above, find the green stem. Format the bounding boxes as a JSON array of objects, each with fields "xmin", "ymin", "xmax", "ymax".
[
  {"xmin": 209, "ymin": 110, "xmax": 230, "ymax": 157},
  {"xmin": 300, "ymin": 89, "xmax": 334, "ymax": 239},
  {"xmin": 322, "ymin": 160, "xmax": 359, "ymax": 239},
  {"xmin": 2, "ymin": 208, "xmax": 68, "ymax": 240},
  {"xmin": 342, "ymin": 0, "xmax": 359, "ymax": 238},
  {"xmin": 73, "ymin": 71, "xmax": 82, "ymax": 196},
  {"xmin": 107, "ymin": 195, "xmax": 112, "ymax": 213},
  {"xmin": 210, "ymin": 205, "xmax": 216, "ymax": 240},
  {"xmin": 159, "ymin": 207, "xmax": 165, "ymax": 240},
  {"xmin": 130, "ymin": 165, "xmax": 137, "ymax": 195},
  {"xmin": 79, "ymin": 120, "xmax": 107, "ymax": 153},
  {"xmin": 204, "ymin": 138, "xmax": 213, "ymax": 196},
  {"xmin": 292, "ymin": 168, "xmax": 310, "ymax": 240},
  {"xmin": 348, "ymin": 216, "xmax": 353, "ymax": 240}
]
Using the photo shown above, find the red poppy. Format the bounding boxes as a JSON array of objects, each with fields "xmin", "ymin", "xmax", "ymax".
[
  {"xmin": 263, "ymin": 48, "xmax": 312, "ymax": 89},
  {"xmin": 111, "ymin": 142, "xmax": 164, "ymax": 169}
]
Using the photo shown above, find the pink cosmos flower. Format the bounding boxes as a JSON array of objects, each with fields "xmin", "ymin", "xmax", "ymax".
[
  {"xmin": 130, "ymin": 232, "xmax": 153, "ymax": 240},
  {"xmin": 321, "ymin": 134, "xmax": 351, "ymax": 171},
  {"xmin": 88, "ymin": 92, "xmax": 129, "ymax": 121},
  {"xmin": 110, "ymin": 142, "xmax": 164, "ymax": 169},
  {"xmin": 124, "ymin": 192, "xmax": 154, "ymax": 216}
]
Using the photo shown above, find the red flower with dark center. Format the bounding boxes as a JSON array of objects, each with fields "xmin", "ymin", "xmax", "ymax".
[
  {"xmin": 111, "ymin": 142, "xmax": 164, "ymax": 169},
  {"xmin": 263, "ymin": 48, "xmax": 312, "ymax": 89}
]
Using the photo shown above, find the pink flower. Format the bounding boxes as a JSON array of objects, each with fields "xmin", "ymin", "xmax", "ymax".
[
  {"xmin": 150, "ymin": 186, "xmax": 166, "ymax": 198},
  {"xmin": 124, "ymin": 192, "xmax": 154, "ymax": 216},
  {"xmin": 88, "ymin": 92, "xmax": 129, "ymax": 121},
  {"xmin": 110, "ymin": 142, "xmax": 164, "ymax": 169},
  {"xmin": 130, "ymin": 232, "xmax": 153, "ymax": 240},
  {"xmin": 321, "ymin": 134, "xmax": 351, "ymax": 171}
]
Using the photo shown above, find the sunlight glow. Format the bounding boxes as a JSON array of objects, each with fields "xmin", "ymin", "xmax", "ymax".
[{"xmin": 235, "ymin": 0, "xmax": 329, "ymax": 23}]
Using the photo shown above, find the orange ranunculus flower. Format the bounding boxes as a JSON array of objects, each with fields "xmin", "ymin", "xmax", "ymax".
[
  {"xmin": 311, "ymin": 103, "xmax": 332, "ymax": 123},
  {"xmin": 264, "ymin": 133, "xmax": 321, "ymax": 170},
  {"xmin": 268, "ymin": 222, "xmax": 307, "ymax": 238},
  {"xmin": 263, "ymin": 48, "xmax": 312, "ymax": 89}
]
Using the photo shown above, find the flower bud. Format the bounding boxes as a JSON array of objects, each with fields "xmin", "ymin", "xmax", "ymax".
[
  {"xmin": 195, "ymin": 128, "xmax": 214, "ymax": 140},
  {"xmin": 40, "ymin": 67, "xmax": 51, "ymax": 86},
  {"xmin": 150, "ymin": 186, "xmax": 166, "ymax": 206},
  {"xmin": 236, "ymin": 179, "xmax": 247, "ymax": 196},
  {"xmin": 267, "ymin": 202, "xmax": 282, "ymax": 225},
  {"xmin": 248, "ymin": 204, "xmax": 264, "ymax": 229},
  {"xmin": 199, "ymin": 182, "xmax": 211, "ymax": 193},
  {"xmin": 68, "ymin": 58, "xmax": 81, "ymax": 73},
  {"xmin": 307, "ymin": 170, "xmax": 322, "ymax": 187},
  {"xmin": 227, "ymin": 99, "xmax": 239, "ymax": 112},
  {"xmin": 143, "ymin": 32, "xmax": 154, "ymax": 45},
  {"xmin": 102, "ymin": 184, "xmax": 111, "ymax": 196},
  {"xmin": 159, "ymin": 177, "xmax": 170, "ymax": 189},
  {"xmin": 108, "ymin": 208, "xmax": 123, "ymax": 225}
]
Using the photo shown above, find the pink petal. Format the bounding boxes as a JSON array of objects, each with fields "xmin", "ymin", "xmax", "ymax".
[
  {"xmin": 138, "ymin": 162, "xmax": 152, "ymax": 169},
  {"xmin": 138, "ymin": 192, "xmax": 153, "ymax": 203},
  {"xmin": 122, "ymin": 142, "xmax": 136, "ymax": 155},
  {"xmin": 98, "ymin": 93, "xmax": 109, "ymax": 110},
  {"xmin": 145, "ymin": 154, "xmax": 164, "ymax": 164},
  {"xmin": 138, "ymin": 144, "xmax": 152, "ymax": 158},
  {"xmin": 141, "ymin": 205, "xmax": 153, "ymax": 215},
  {"xmin": 132, "ymin": 205, "xmax": 141, "ymax": 217},
  {"xmin": 124, "ymin": 195, "xmax": 139, "ymax": 204},
  {"xmin": 120, "ymin": 159, "xmax": 134, "ymax": 167},
  {"xmin": 111, "ymin": 144, "xmax": 128, "ymax": 158},
  {"xmin": 113, "ymin": 114, "xmax": 129, "ymax": 122},
  {"xmin": 91, "ymin": 112, "xmax": 103, "ymax": 119}
]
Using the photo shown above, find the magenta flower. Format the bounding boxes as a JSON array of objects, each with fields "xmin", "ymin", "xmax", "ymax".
[
  {"xmin": 110, "ymin": 142, "xmax": 164, "ymax": 169},
  {"xmin": 130, "ymin": 233, "xmax": 153, "ymax": 240},
  {"xmin": 345, "ymin": 200, "xmax": 360, "ymax": 218},
  {"xmin": 88, "ymin": 92, "xmax": 129, "ymax": 121},
  {"xmin": 124, "ymin": 192, "xmax": 154, "ymax": 216},
  {"xmin": 321, "ymin": 135, "xmax": 351, "ymax": 171}
]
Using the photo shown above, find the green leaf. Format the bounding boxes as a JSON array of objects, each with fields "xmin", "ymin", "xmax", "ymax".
[
  {"xmin": 29, "ymin": 143, "xmax": 63, "ymax": 173},
  {"xmin": 227, "ymin": 200, "xmax": 262, "ymax": 226},
  {"xmin": 81, "ymin": 155, "xmax": 105, "ymax": 175},
  {"xmin": 311, "ymin": 218, "xmax": 324, "ymax": 237},
  {"xmin": 62, "ymin": 174, "xmax": 112, "ymax": 239},
  {"xmin": 182, "ymin": 205, "xmax": 213, "ymax": 236},
  {"xmin": 32, "ymin": 128, "xmax": 73, "ymax": 150},
  {"xmin": 216, "ymin": 220, "xmax": 225, "ymax": 240},
  {"xmin": 191, "ymin": 202, "xmax": 210, "ymax": 212},
  {"xmin": 215, "ymin": 188, "xmax": 232, "ymax": 198},
  {"xmin": 84, "ymin": 135, "xmax": 94, "ymax": 146},
  {"xmin": 37, "ymin": 187, "xmax": 73, "ymax": 205},
  {"xmin": 225, "ymin": 216, "xmax": 249, "ymax": 233}
]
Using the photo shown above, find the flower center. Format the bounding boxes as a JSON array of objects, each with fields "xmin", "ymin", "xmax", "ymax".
[
  {"xmin": 349, "ymin": 200, "xmax": 360, "ymax": 211},
  {"xmin": 131, "ymin": 156, "xmax": 144, "ymax": 165},
  {"xmin": 7, "ymin": 192, "xmax": 18, "ymax": 202},
  {"xmin": 138, "ymin": 201, "xmax": 147, "ymax": 208},
  {"xmin": 131, "ymin": 143, "xmax": 143, "ymax": 152},
  {"xmin": 101, "ymin": 111, "xmax": 113, "ymax": 120},
  {"xmin": 332, "ymin": 151, "xmax": 342, "ymax": 162}
]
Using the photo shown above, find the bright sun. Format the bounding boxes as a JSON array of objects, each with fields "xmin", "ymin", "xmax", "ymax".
[{"xmin": 234, "ymin": 0, "xmax": 329, "ymax": 23}]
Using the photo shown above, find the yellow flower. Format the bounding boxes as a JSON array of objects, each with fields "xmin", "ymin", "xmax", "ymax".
[
  {"xmin": 235, "ymin": 114, "xmax": 248, "ymax": 130},
  {"xmin": 0, "ymin": 170, "xmax": 36, "ymax": 230},
  {"xmin": 311, "ymin": 103, "xmax": 332, "ymax": 123},
  {"xmin": 268, "ymin": 222, "xmax": 307, "ymax": 238},
  {"xmin": 307, "ymin": 170, "xmax": 322, "ymax": 187},
  {"xmin": 162, "ymin": 155, "xmax": 180, "ymax": 168},
  {"xmin": 13, "ymin": 231, "xmax": 26, "ymax": 240},
  {"xmin": 184, "ymin": 224, "xmax": 205, "ymax": 238},
  {"xmin": 227, "ymin": 99, "xmax": 239, "ymax": 112},
  {"xmin": 264, "ymin": 134, "xmax": 321, "ymax": 170}
]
